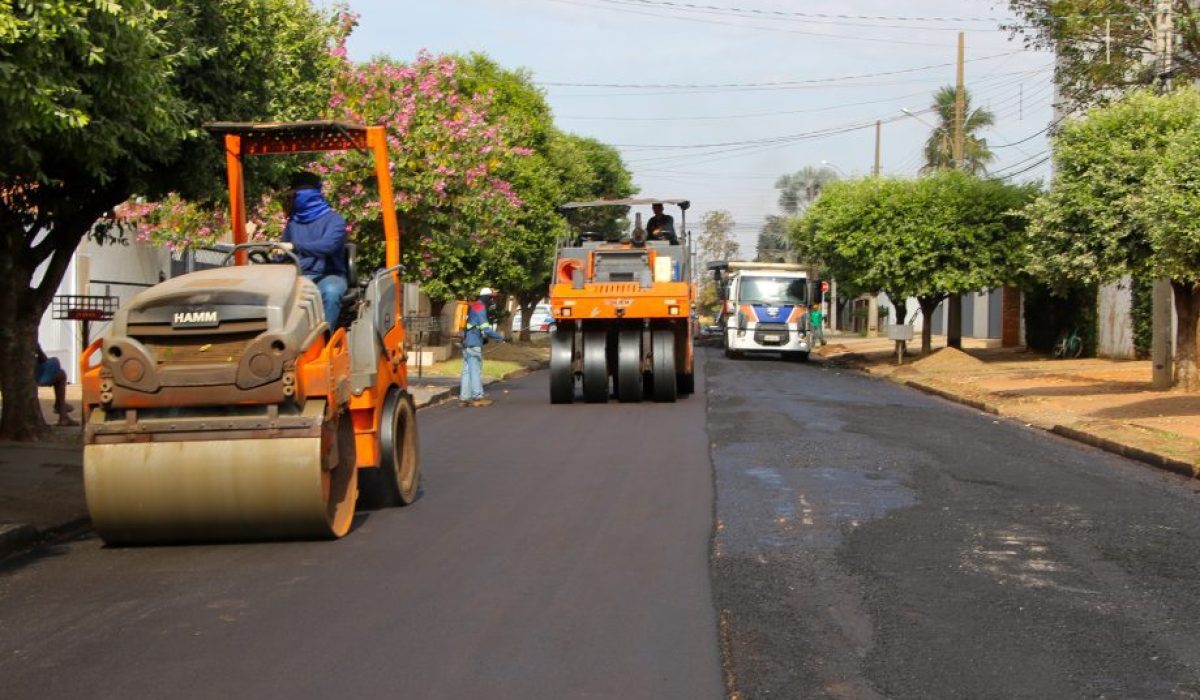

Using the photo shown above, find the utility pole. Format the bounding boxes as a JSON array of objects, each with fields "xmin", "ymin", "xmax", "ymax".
[
  {"xmin": 873, "ymin": 119, "xmax": 882, "ymax": 177},
  {"xmin": 953, "ymin": 31, "xmax": 966, "ymax": 169},
  {"xmin": 947, "ymin": 31, "xmax": 967, "ymax": 349},
  {"xmin": 1151, "ymin": 0, "xmax": 1175, "ymax": 388}
]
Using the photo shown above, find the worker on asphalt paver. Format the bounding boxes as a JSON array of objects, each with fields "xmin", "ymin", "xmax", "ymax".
[
  {"xmin": 461, "ymin": 287, "xmax": 505, "ymax": 407},
  {"xmin": 280, "ymin": 170, "xmax": 349, "ymax": 326},
  {"xmin": 646, "ymin": 202, "xmax": 678, "ymax": 245}
]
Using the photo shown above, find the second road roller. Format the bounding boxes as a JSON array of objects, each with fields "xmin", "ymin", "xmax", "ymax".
[
  {"xmin": 548, "ymin": 198, "xmax": 696, "ymax": 404},
  {"xmin": 79, "ymin": 121, "xmax": 419, "ymax": 544}
]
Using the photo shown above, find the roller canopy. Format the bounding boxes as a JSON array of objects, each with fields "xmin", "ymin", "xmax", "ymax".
[
  {"xmin": 204, "ymin": 120, "xmax": 372, "ymax": 154},
  {"xmin": 560, "ymin": 198, "xmax": 690, "ymax": 210}
]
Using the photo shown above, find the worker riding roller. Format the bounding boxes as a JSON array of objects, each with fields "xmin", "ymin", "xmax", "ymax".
[{"xmin": 80, "ymin": 121, "xmax": 420, "ymax": 545}]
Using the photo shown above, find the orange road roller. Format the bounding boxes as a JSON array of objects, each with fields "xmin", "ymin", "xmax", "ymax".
[
  {"xmin": 80, "ymin": 122, "xmax": 419, "ymax": 544},
  {"xmin": 548, "ymin": 198, "xmax": 696, "ymax": 404}
]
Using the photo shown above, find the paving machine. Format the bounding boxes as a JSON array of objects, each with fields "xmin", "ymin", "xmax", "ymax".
[
  {"xmin": 80, "ymin": 121, "xmax": 419, "ymax": 544},
  {"xmin": 548, "ymin": 198, "xmax": 696, "ymax": 404}
]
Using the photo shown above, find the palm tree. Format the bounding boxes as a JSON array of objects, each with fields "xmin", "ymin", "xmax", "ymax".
[
  {"xmin": 921, "ymin": 86, "xmax": 995, "ymax": 175},
  {"xmin": 775, "ymin": 165, "xmax": 838, "ymax": 216}
]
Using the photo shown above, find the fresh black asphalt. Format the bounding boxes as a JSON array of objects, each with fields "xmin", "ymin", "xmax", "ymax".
[{"xmin": 0, "ymin": 364, "xmax": 721, "ymax": 699}]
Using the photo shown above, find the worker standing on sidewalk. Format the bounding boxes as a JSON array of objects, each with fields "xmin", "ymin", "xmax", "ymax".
[
  {"xmin": 461, "ymin": 287, "xmax": 505, "ymax": 407},
  {"xmin": 809, "ymin": 304, "xmax": 827, "ymax": 347}
]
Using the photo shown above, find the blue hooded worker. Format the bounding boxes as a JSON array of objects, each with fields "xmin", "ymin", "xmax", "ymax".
[
  {"xmin": 280, "ymin": 171, "xmax": 348, "ymax": 327},
  {"xmin": 461, "ymin": 287, "xmax": 505, "ymax": 407}
]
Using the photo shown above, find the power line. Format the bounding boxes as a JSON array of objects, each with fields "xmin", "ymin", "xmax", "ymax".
[
  {"xmin": 590, "ymin": 0, "xmax": 1189, "ymax": 25},
  {"xmin": 548, "ymin": 0, "xmax": 990, "ymax": 47},
  {"xmin": 539, "ymin": 51, "xmax": 1025, "ymax": 89}
]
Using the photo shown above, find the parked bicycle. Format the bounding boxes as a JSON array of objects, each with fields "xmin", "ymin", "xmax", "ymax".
[{"xmin": 1052, "ymin": 327, "xmax": 1084, "ymax": 359}]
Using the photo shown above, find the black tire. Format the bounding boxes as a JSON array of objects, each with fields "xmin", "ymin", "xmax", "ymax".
[
  {"xmin": 358, "ymin": 389, "xmax": 420, "ymax": 509},
  {"xmin": 615, "ymin": 329, "xmax": 644, "ymax": 402},
  {"xmin": 582, "ymin": 328, "xmax": 610, "ymax": 403},
  {"xmin": 651, "ymin": 329, "xmax": 677, "ymax": 403},
  {"xmin": 677, "ymin": 369, "xmax": 695, "ymax": 395},
  {"xmin": 550, "ymin": 326, "xmax": 575, "ymax": 404}
]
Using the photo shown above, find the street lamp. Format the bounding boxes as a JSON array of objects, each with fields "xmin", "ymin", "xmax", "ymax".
[
  {"xmin": 820, "ymin": 159, "xmax": 848, "ymax": 177},
  {"xmin": 900, "ymin": 107, "xmax": 937, "ymax": 130}
]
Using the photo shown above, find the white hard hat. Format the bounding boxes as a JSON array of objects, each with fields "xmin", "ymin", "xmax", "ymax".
[{"xmin": 479, "ymin": 287, "xmax": 494, "ymax": 296}]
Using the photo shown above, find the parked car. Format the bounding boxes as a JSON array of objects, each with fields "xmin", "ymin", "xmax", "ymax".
[{"xmin": 511, "ymin": 304, "xmax": 554, "ymax": 333}]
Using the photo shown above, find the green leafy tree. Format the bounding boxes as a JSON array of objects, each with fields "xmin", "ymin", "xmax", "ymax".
[
  {"xmin": 505, "ymin": 131, "xmax": 635, "ymax": 340},
  {"xmin": 755, "ymin": 215, "xmax": 792, "ymax": 263},
  {"xmin": 698, "ymin": 210, "xmax": 740, "ymax": 314},
  {"xmin": 922, "ymin": 86, "xmax": 996, "ymax": 174},
  {"xmin": 797, "ymin": 172, "xmax": 1036, "ymax": 354},
  {"xmin": 1026, "ymin": 87, "xmax": 1200, "ymax": 388},
  {"xmin": 0, "ymin": 0, "xmax": 342, "ymax": 439},
  {"xmin": 1006, "ymin": 1, "xmax": 1199, "ymax": 110}
]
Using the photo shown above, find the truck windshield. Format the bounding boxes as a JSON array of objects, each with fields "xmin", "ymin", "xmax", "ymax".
[{"xmin": 738, "ymin": 276, "xmax": 808, "ymax": 305}]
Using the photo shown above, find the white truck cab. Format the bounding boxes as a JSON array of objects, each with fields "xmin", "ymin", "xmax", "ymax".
[{"xmin": 711, "ymin": 262, "xmax": 813, "ymax": 361}]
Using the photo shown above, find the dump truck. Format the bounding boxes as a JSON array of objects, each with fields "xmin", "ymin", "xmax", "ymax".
[
  {"xmin": 79, "ymin": 121, "xmax": 419, "ymax": 544},
  {"xmin": 548, "ymin": 198, "xmax": 695, "ymax": 403},
  {"xmin": 710, "ymin": 261, "xmax": 814, "ymax": 361}
]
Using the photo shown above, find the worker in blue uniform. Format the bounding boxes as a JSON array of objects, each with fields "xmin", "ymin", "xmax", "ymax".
[
  {"xmin": 280, "ymin": 171, "xmax": 348, "ymax": 327},
  {"xmin": 461, "ymin": 287, "xmax": 505, "ymax": 407}
]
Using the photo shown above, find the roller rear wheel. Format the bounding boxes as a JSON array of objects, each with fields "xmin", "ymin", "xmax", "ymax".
[
  {"xmin": 359, "ymin": 389, "xmax": 420, "ymax": 509},
  {"xmin": 550, "ymin": 326, "xmax": 575, "ymax": 404},
  {"xmin": 651, "ymin": 329, "xmax": 677, "ymax": 403},
  {"xmin": 615, "ymin": 329, "xmax": 644, "ymax": 402},
  {"xmin": 582, "ymin": 328, "xmax": 610, "ymax": 403}
]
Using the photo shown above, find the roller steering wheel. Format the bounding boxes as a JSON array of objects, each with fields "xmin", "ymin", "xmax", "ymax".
[{"xmin": 247, "ymin": 248, "xmax": 275, "ymax": 265}]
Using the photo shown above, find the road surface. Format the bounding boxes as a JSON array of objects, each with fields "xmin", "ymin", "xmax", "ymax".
[
  {"xmin": 6, "ymin": 347, "xmax": 1200, "ymax": 699},
  {"xmin": 0, "ymin": 366, "xmax": 722, "ymax": 699},
  {"xmin": 708, "ymin": 350, "xmax": 1200, "ymax": 699}
]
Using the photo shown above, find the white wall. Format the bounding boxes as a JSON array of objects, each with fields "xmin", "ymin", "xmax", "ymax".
[
  {"xmin": 37, "ymin": 239, "xmax": 169, "ymax": 382},
  {"xmin": 1097, "ymin": 279, "xmax": 1136, "ymax": 359}
]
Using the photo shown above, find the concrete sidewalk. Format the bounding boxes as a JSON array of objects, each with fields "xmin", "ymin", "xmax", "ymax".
[
  {"xmin": 816, "ymin": 334, "xmax": 1200, "ymax": 479},
  {"xmin": 0, "ymin": 360, "xmax": 546, "ymax": 559}
]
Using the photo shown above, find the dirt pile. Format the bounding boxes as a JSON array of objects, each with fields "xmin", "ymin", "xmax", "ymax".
[
  {"xmin": 484, "ymin": 341, "xmax": 550, "ymax": 366},
  {"xmin": 815, "ymin": 343, "xmax": 851, "ymax": 357},
  {"xmin": 910, "ymin": 347, "xmax": 986, "ymax": 372}
]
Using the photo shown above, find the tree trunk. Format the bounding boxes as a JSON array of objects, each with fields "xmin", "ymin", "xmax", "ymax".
[
  {"xmin": 0, "ymin": 250, "xmax": 48, "ymax": 439},
  {"xmin": 515, "ymin": 291, "xmax": 541, "ymax": 343},
  {"xmin": 947, "ymin": 294, "xmax": 963, "ymax": 349},
  {"xmin": 917, "ymin": 296, "xmax": 942, "ymax": 356},
  {"xmin": 1171, "ymin": 281, "xmax": 1200, "ymax": 391},
  {"xmin": 0, "ymin": 189, "xmax": 121, "ymax": 440}
]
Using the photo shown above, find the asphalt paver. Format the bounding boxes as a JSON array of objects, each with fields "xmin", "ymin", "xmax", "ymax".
[
  {"xmin": 708, "ymin": 349, "xmax": 1200, "ymax": 699},
  {"xmin": 0, "ymin": 365, "xmax": 721, "ymax": 699}
]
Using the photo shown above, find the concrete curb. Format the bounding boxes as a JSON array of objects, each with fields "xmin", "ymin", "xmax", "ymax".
[
  {"xmin": 904, "ymin": 380, "xmax": 1001, "ymax": 416},
  {"xmin": 1050, "ymin": 425, "xmax": 1199, "ymax": 479},
  {"xmin": 892, "ymin": 373, "xmax": 1198, "ymax": 481}
]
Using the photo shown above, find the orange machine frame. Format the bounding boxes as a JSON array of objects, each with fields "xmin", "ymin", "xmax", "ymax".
[
  {"xmin": 81, "ymin": 121, "xmax": 408, "ymax": 470},
  {"xmin": 548, "ymin": 242, "xmax": 694, "ymax": 321}
]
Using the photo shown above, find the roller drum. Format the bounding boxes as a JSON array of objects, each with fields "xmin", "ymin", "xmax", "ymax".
[{"xmin": 84, "ymin": 407, "xmax": 358, "ymax": 544}]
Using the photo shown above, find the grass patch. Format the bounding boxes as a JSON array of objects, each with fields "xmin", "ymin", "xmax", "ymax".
[{"xmin": 416, "ymin": 358, "xmax": 524, "ymax": 379}]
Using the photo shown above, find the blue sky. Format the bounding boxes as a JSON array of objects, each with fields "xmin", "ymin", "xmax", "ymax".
[{"xmin": 340, "ymin": 0, "xmax": 1055, "ymax": 255}]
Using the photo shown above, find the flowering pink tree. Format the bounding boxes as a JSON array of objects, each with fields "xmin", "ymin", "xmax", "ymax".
[
  {"xmin": 318, "ymin": 46, "xmax": 528, "ymax": 302},
  {"xmin": 119, "ymin": 5, "xmax": 528, "ymax": 305}
]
